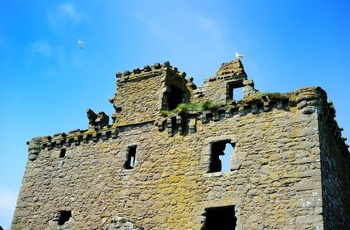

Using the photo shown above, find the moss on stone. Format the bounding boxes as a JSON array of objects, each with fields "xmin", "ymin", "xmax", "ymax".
[
  {"xmin": 201, "ymin": 100, "xmax": 225, "ymax": 111},
  {"xmin": 161, "ymin": 100, "xmax": 226, "ymax": 116}
]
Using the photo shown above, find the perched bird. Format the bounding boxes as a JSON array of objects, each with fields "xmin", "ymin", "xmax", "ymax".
[
  {"xmin": 235, "ymin": 52, "xmax": 245, "ymax": 59},
  {"xmin": 78, "ymin": 39, "xmax": 84, "ymax": 49}
]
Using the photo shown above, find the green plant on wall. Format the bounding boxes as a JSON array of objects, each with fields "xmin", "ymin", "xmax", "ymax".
[
  {"xmin": 160, "ymin": 91, "xmax": 286, "ymax": 116},
  {"xmin": 161, "ymin": 101, "xmax": 227, "ymax": 115},
  {"xmin": 255, "ymin": 91, "xmax": 285, "ymax": 100},
  {"xmin": 236, "ymin": 91, "xmax": 286, "ymax": 104},
  {"xmin": 161, "ymin": 102, "xmax": 200, "ymax": 115},
  {"xmin": 201, "ymin": 100, "xmax": 225, "ymax": 111},
  {"xmin": 176, "ymin": 103, "xmax": 201, "ymax": 113}
]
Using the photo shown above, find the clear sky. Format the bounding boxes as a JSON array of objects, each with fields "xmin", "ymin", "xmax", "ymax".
[{"xmin": 1, "ymin": 0, "xmax": 349, "ymax": 227}]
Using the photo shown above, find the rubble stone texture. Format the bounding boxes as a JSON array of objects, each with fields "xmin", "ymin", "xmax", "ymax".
[{"xmin": 12, "ymin": 59, "xmax": 350, "ymax": 229}]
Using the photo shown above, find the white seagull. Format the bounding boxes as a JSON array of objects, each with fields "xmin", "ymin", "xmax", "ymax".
[
  {"xmin": 235, "ymin": 51, "xmax": 245, "ymax": 59},
  {"xmin": 78, "ymin": 39, "xmax": 84, "ymax": 49}
]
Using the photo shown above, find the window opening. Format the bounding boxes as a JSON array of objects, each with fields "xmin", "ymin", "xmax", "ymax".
[
  {"xmin": 124, "ymin": 146, "xmax": 136, "ymax": 169},
  {"xmin": 221, "ymin": 143, "xmax": 234, "ymax": 173},
  {"xmin": 202, "ymin": 205, "xmax": 237, "ymax": 230},
  {"xmin": 232, "ymin": 87, "xmax": 243, "ymax": 101},
  {"xmin": 168, "ymin": 84, "xmax": 184, "ymax": 110},
  {"xmin": 228, "ymin": 82, "xmax": 243, "ymax": 102},
  {"xmin": 56, "ymin": 210, "xmax": 71, "ymax": 225},
  {"xmin": 59, "ymin": 148, "xmax": 66, "ymax": 158},
  {"xmin": 210, "ymin": 141, "xmax": 234, "ymax": 173}
]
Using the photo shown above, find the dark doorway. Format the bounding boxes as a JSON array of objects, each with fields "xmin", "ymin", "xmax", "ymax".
[{"xmin": 202, "ymin": 206, "xmax": 237, "ymax": 230}]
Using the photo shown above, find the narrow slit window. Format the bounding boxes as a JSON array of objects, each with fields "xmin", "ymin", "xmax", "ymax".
[
  {"xmin": 124, "ymin": 145, "xmax": 136, "ymax": 169},
  {"xmin": 59, "ymin": 148, "xmax": 66, "ymax": 158},
  {"xmin": 202, "ymin": 206, "xmax": 237, "ymax": 230}
]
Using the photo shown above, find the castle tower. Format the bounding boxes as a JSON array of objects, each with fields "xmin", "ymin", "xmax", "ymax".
[
  {"xmin": 12, "ymin": 60, "xmax": 350, "ymax": 229},
  {"xmin": 110, "ymin": 61, "xmax": 196, "ymax": 126}
]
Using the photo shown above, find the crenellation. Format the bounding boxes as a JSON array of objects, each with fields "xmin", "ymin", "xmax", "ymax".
[
  {"xmin": 143, "ymin": 64, "xmax": 151, "ymax": 72},
  {"xmin": 25, "ymin": 125, "xmax": 122, "ymax": 155},
  {"xmin": 13, "ymin": 59, "xmax": 350, "ymax": 229},
  {"xmin": 153, "ymin": 62, "xmax": 162, "ymax": 69},
  {"xmin": 116, "ymin": 61, "xmax": 184, "ymax": 85},
  {"xmin": 156, "ymin": 90, "xmax": 321, "ymax": 134},
  {"xmin": 133, "ymin": 67, "xmax": 141, "ymax": 74}
]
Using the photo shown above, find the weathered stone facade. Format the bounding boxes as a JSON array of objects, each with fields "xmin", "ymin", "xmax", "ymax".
[{"xmin": 12, "ymin": 59, "xmax": 350, "ymax": 229}]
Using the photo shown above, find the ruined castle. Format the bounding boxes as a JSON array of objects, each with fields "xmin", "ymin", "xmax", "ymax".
[{"xmin": 12, "ymin": 59, "xmax": 350, "ymax": 229}]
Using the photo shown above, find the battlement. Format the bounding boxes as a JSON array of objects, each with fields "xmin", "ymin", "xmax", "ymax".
[
  {"xmin": 26, "ymin": 83, "xmax": 348, "ymax": 164},
  {"xmin": 26, "ymin": 60, "xmax": 349, "ymax": 158},
  {"xmin": 115, "ymin": 61, "xmax": 187, "ymax": 83}
]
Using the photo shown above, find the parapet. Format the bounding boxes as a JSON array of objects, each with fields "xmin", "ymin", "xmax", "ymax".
[
  {"xmin": 114, "ymin": 61, "xmax": 187, "ymax": 84},
  {"xmin": 26, "ymin": 85, "xmax": 348, "ymax": 162},
  {"xmin": 25, "ymin": 60, "xmax": 349, "ymax": 161}
]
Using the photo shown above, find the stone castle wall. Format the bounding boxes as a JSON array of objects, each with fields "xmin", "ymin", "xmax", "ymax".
[
  {"xmin": 12, "ymin": 60, "xmax": 350, "ymax": 229},
  {"xmin": 317, "ymin": 101, "xmax": 350, "ymax": 228}
]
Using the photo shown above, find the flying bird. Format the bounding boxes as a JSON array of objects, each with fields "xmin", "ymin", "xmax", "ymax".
[
  {"xmin": 78, "ymin": 39, "xmax": 84, "ymax": 49},
  {"xmin": 235, "ymin": 52, "xmax": 245, "ymax": 59}
]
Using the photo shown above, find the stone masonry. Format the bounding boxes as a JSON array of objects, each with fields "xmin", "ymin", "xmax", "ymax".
[{"xmin": 12, "ymin": 59, "xmax": 350, "ymax": 229}]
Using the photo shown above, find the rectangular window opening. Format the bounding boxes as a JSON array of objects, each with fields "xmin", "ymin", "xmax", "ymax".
[
  {"xmin": 59, "ymin": 148, "xmax": 66, "ymax": 158},
  {"xmin": 124, "ymin": 145, "xmax": 136, "ymax": 169},
  {"xmin": 202, "ymin": 205, "xmax": 237, "ymax": 230},
  {"xmin": 228, "ymin": 82, "xmax": 243, "ymax": 102},
  {"xmin": 168, "ymin": 84, "xmax": 184, "ymax": 110},
  {"xmin": 233, "ymin": 87, "xmax": 243, "ymax": 101},
  {"xmin": 210, "ymin": 141, "xmax": 235, "ymax": 173}
]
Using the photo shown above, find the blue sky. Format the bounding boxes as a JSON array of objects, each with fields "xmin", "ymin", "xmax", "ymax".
[{"xmin": 1, "ymin": 0, "xmax": 349, "ymax": 227}]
